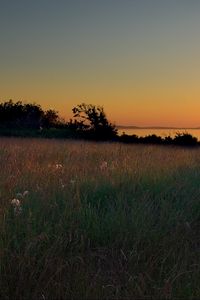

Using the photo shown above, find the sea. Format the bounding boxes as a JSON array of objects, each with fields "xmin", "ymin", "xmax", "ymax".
[{"xmin": 117, "ymin": 128, "xmax": 200, "ymax": 141}]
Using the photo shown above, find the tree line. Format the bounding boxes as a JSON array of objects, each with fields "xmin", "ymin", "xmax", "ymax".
[
  {"xmin": 0, "ymin": 100, "xmax": 198, "ymax": 146},
  {"xmin": 0, "ymin": 100, "xmax": 60, "ymax": 129}
]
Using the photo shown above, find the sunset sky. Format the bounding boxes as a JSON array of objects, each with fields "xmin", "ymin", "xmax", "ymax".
[{"xmin": 1, "ymin": 0, "xmax": 200, "ymax": 127}]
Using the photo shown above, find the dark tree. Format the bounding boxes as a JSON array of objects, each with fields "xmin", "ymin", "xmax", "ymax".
[
  {"xmin": 0, "ymin": 100, "xmax": 23, "ymax": 127},
  {"xmin": 0, "ymin": 100, "xmax": 59, "ymax": 129},
  {"xmin": 23, "ymin": 103, "xmax": 44, "ymax": 129},
  {"xmin": 42, "ymin": 109, "xmax": 59, "ymax": 128},
  {"xmin": 71, "ymin": 103, "xmax": 118, "ymax": 140},
  {"xmin": 0, "ymin": 100, "xmax": 44, "ymax": 129}
]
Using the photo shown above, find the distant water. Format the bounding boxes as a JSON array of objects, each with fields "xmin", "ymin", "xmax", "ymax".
[{"xmin": 118, "ymin": 128, "xmax": 200, "ymax": 141}]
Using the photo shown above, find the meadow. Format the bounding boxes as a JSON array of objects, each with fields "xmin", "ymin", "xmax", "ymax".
[{"xmin": 0, "ymin": 137, "xmax": 199, "ymax": 299}]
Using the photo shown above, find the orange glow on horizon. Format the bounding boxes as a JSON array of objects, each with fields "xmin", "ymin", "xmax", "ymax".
[{"xmin": 2, "ymin": 90, "xmax": 200, "ymax": 128}]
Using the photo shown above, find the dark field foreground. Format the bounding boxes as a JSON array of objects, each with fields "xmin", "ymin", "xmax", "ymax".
[{"xmin": 0, "ymin": 138, "xmax": 199, "ymax": 299}]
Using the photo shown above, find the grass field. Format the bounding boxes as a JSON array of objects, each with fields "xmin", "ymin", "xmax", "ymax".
[{"xmin": 0, "ymin": 137, "xmax": 199, "ymax": 299}]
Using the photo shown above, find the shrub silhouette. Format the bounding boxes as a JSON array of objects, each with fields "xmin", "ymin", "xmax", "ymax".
[
  {"xmin": 119, "ymin": 133, "xmax": 139, "ymax": 143},
  {"xmin": 70, "ymin": 103, "xmax": 118, "ymax": 140},
  {"xmin": 119, "ymin": 132, "xmax": 199, "ymax": 146},
  {"xmin": 164, "ymin": 135, "xmax": 173, "ymax": 145},
  {"xmin": 140, "ymin": 134, "xmax": 163, "ymax": 144},
  {"xmin": 173, "ymin": 132, "xmax": 198, "ymax": 146}
]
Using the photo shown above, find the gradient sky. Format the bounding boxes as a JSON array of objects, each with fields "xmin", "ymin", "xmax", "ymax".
[{"xmin": 1, "ymin": 0, "xmax": 200, "ymax": 126}]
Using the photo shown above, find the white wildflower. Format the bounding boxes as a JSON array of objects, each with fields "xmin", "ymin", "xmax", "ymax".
[
  {"xmin": 55, "ymin": 164, "xmax": 63, "ymax": 169},
  {"xmin": 23, "ymin": 190, "xmax": 29, "ymax": 197},
  {"xmin": 100, "ymin": 161, "xmax": 108, "ymax": 171},
  {"xmin": 11, "ymin": 198, "xmax": 21, "ymax": 207},
  {"xmin": 11, "ymin": 198, "xmax": 22, "ymax": 215}
]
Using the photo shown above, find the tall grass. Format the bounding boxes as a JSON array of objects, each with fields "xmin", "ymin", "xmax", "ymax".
[{"xmin": 0, "ymin": 137, "xmax": 199, "ymax": 299}]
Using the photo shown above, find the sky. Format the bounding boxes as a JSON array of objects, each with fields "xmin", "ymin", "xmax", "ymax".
[{"xmin": 1, "ymin": 0, "xmax": 200, "ymax": 127}]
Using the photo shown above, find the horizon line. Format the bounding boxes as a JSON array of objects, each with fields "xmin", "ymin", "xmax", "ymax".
[{"xmin": 117, "ymin": 125, "xmax": 200, "ymax": 129}]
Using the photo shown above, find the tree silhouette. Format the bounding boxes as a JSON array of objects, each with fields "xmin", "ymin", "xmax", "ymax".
[
  {"xmin": 0, "ymin": 100, "xmax": 43, "ymax": 128},
  {"xmin": 71, "ymin": 103, "xmax": 118, "ymax": 140},
  {"xmin": 42, "ymin": 109, "xmax": 59, "ymax": 128},
  {"xmin": 0, "ymin": 100, "xmax": 60, "ymax": 129},
  {"xmin": 23, "ymin": 103, "xmax": 44, "ymax": 128}
]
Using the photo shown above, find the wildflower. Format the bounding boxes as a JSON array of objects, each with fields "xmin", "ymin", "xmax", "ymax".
[
  {"xmin": 23, "ymin": 190, "xmax": 29, "ymax": 197},
  {"xmin": 11, "ymin": 198, "xmax": 21, "ymax": 206},
  {"xmin": 100, "ymin": 161, "xmax": 108, "ymax": 171},
  {"xmin": 55, "ymin": 164, "xmax": 63, "ymax": 169},
  {"xmin": 11, "ymin": 198, "xmax": 22, "ymax": 215}
]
